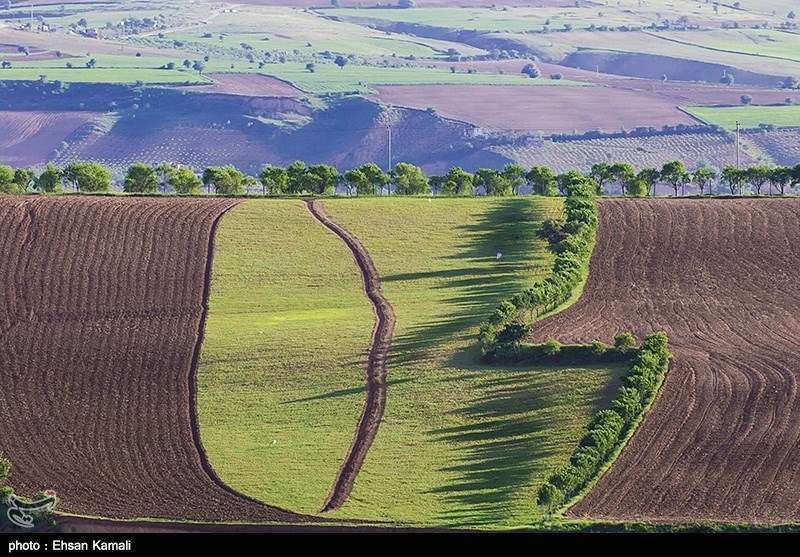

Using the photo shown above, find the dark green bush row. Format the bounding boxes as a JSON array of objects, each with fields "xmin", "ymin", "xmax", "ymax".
[
  {"xmin": 536, "ymin": 332, "xmax": 670, "ymax": 512},
  {"xmin": 479, "ymin": 173, "xmax": 598, "ymax": 355},
  {"xmin": 490, "ymin": 334, "xmax": 642, "ymax": 365}
]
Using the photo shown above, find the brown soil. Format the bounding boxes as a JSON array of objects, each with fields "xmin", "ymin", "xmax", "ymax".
[
  {"xmin": 304, "ymin": 200, "xmax": 395, "ymax": 512},
  {"xmin": 0, "ymin": 196, "xmax": 307, "ymax": 523},
  {"xmin": 373, "ymin": 84, "xmax": 699, "ymax": 133},
  {"xmin": 0, "ymin": 111, "xmax": 100, "ymax": 167},
  {"xmin": 530, "ymin": 198, "xmax": 800, "ymax": 523},
  {"xmin": 191, "ymin": 73, "xmax": 303, "ymax": 97}
]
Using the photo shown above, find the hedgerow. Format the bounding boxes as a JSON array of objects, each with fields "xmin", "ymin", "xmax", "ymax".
[
  {"xmin": 536, "ymin": 332, "xmax": 670, "ymax": 513},
  {"xmin": 479, "ymin": 174, "xmax": 598, "ymax": 356}
]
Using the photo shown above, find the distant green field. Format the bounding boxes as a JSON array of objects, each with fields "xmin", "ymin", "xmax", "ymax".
[
  {"xmin": 166, "ymin": 30, "xmax": 447, "ymax": 59},
  {"xmin": 325, "ymin": 7, "xmax": 641, "ymax": 33},
  {"xmin": 257, "ymin": 62, "xmax": 586, "ymax": 94},
  {"xmin": 0, "ymin": 67, "xmax": 208, "ymax": 84},
  {"xmin": 660, "ymin": 29, "xmax": 800, "ymax": 63},
  {"xmin": 683, "ymin": 105, "xmax": 800, "ymax": 130}
]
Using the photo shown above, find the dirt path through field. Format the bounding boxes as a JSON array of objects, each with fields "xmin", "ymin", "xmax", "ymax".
[
  {"xmin": 0, "ymin": 196, "xmax": 307, "ymax": 522},
  {"xmin": 530, "ymin": 198, "xmax": 800, "ymax": 522},
  {"xmin": 304, "ymin": 199, "xmax": 396, "ymax": 512}
]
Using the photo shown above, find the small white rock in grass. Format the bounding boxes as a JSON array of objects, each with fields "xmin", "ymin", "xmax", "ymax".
[
  {"xmin": 272, "ymin": 440, "xmax": 277, "ymax": 445},
  {"xmin": 496, "ymin": 252, "xmax": 502, "ymax": 260}
]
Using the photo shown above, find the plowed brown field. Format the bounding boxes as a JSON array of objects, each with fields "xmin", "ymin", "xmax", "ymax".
[
  {"xmin": 530, "ymin": 199, "xmax": 800, "ymax": 522},
  {"xmin": 0, "ymin": 196, "xmax": 303, "ymax": 522}
]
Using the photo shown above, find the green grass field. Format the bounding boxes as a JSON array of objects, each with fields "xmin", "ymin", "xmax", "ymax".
[
  {"xmin": 197, "ymin": 200, "xmax": 374, "ymax": 515},
  {"xmin": 683, "ymin": 105, "xmax": 800, "ymax": 130},
  {"xmin": 255, "ymin": 62, "xmax": 585, "ymax": 94},
  {"xmin": 198, "ymin": 197, "xmax": 625, "ymax": 528}
]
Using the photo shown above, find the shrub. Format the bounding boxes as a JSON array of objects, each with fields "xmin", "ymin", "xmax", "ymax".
[
  {"xmin": 590, "ymin": 340, "xmax": 608, "ymax": 355},
  {"xmin": 536, "ymin": 482, "xmax": 562, "ymax": 510},
  {"xmin": 542, "ymin": 338, "xmax": 561, "ymax": 356},
  {"xmin": 614, "ymin": 332, "xmax": 636, "ymax": 352}
]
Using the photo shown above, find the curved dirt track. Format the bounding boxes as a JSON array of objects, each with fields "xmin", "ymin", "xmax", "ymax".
[
  {"xmin": 305, "ymin": 200, "xmax": 396, "ymax": 512},
  {"xmin": 530, "ymin": 198, "xmax": 800, "ymax": 523},
  {"xmin": 0, "ymin": 196, "xmax": 305, "ymax": 523}
]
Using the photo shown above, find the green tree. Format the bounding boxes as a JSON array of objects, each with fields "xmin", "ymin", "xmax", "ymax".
[
  {"xmin": 123, "ymin": 163, "xmax": 158, "ymax": 193},
  {"xmin": 155, "ymin": 163, "xmax": 174, "ymax": 193},
  {"xmin": 660, "ymin": 160, "xmax": 690, "ymax": 196},
  {"xmin": 259, "ymin": 165, "xmax": 289, "ymax": 195},
  {"xmin": 391, "ymin": 162, "xmax": 429, "ymax": 195},
  {"xmin": 614, "ymin": 332, "xmax": 636, "ymax": 352},
  {"xmin": 168, "ymin": 167, "xmax": 201, "ymax": 194},
  {"xmin": 502, "ymin": 163, "xmax": 527, "ymax": 195},
  {"xmin": 692, "ymin": 167, "xmax": 716, "ymax": 195},
  {"xmin": 334, "ymin": 55, "xmax": 347, "ymax": 69},
  {"xmin": 770, "ymin": 166, "xmax": 793, "ymax": 195},
  {"xmin": 589, "ymin": 162, "xmax": 614, "ymax": 195},
  {"xmin": 428, "ymin": 175, "xmax": 445, "ymax": 195},
  {"xmin": 536, "ymin": 482, "xmax": 561, "ymax": 512},
  {"xmin": 474, "ymin": 168, "xmax": 512, "ymax": 196},
  {"xmin": 63, "ymin": 161, "xmax": 110, "ymax": 192},
  {"xmin": 12, "ymin": 168, "xmax": 34, "ymax": 193},
  {"xmin": 554, "ymin": 170, "xmax": 589, "ymax": 196},
  {"xmin": 35, "ymin": 164, "xmax": 62, "ymax": 193},
  {"xmin": 360, "ymin": 162, "xmax": 389, "ymax": 195},
  {"xmin": 440, "ymin": 166, "xmax": 474, "ymax": 195},
  {"xmin": 343, "ymin": 168, "xmax": 373, "ymax": 196},
  {"xmin": 637, "ymin": 167, "xmax": 660, "ymax": 196},
  {"xmin": 496, "ymin": 323, "xmax": 532, "ymax": 354},
  {"xmin": 305, "ymin": 164, "xmax": 339, "ymax": 195},
  {"xmin": 286, "ymin": 160, "xmax": 308, "ymax": 194},
  {"xmin": 527, "ymin": 165, "xmax": 557, "ymax": 196},
  {"xmin": 610, "ymin": 162, "xmax": 635, "ymax": 195},
  {"xmin": 721, "ymin": 165, "xmax": 745, "ymax": 195},
  {"xmin": 202, "ymin": 166, "xmax": 244, "ymax": 195},
  {"xmin": 745, "ymin": 164, "xmax": 772, "ymax": 195},
  {"xmin": 627, "ymin": 176, "xmax": 648, "ymax": 197},
  {"xmin": 0, "ymin": 164, "xmax": 15, "ymax": 193},
  {"xmin": 740, "ymin": 94, "xmax": 753, "ymax": 105}
]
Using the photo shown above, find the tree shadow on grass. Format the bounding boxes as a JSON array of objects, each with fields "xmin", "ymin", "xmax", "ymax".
[
  {"xmin": 383, "ymin": 198, "xmax": 551, "ymax": 367},
  {"xmin": 426, "ymin": 366, "xmax": 616, "ymax": 528},
  {"xmin": 282, "ymin": 378, "xmax": 413, "ymax": 404}
]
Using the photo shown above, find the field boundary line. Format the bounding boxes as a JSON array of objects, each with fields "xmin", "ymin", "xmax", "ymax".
[{"xmin": 304, "ymin": 199, "xmax": 396, "ymax": 513}]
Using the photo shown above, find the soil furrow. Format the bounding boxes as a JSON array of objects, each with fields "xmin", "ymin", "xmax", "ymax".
[
  {"xmin": 304, "ymin": 199, "xmax": 396, "ymax": 513},
  {"xmin": 0, "ymin": 196, "xmax": 307, "ymax": 523}
]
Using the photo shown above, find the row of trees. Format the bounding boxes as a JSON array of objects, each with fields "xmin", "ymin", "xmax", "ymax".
[
  {"xmin": 588, "ymin": 160, "xmax": 800, "ymax": 196},
  {"xmin": 2, "ymin": 159, "xmax": 800, "ymax": 197},
  {"xmin": 479, "ymin": 174, "xmax": 599, "ymax": 357}
]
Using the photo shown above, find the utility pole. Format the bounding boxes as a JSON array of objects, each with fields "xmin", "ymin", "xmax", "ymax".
[
  {"xmin": 387, "ymin": 125, "xmax": 392, "ymax": 175},
  {"xmin": 735, "ymin": 120, "xmax": 741, "ymax": 194}
]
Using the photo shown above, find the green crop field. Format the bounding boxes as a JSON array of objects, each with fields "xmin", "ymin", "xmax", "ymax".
[
  {"xmin": 0, "ymin": 66, "xmax": 208, "ymax": 84},
  {"xmin": 660, "ymin": 29, "xmax": 800, "ymax": 64},
  {"xmin": 325, "ymin": 7, "xmax": 643, "ymax": 33},
  {"xmin": 253, "ymin": 63, "xmax": 585, "ymax": 94},
  {"xmin": 684, "ymin": 105, "xmax": 800, "ymax": 130},
  {"xmin": 198, "ymin": 197, "xmax": 626, "ymax": 528}
]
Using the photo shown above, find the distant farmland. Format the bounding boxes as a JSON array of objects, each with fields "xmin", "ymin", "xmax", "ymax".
[
  {"xmin": 0, "ymin": 110, "xmax": 99, "ymax": 167},
  {"xmin": 373, "ymin": 84, "xmax": 699, "ymax": 133},
  {"xmin": 491, "ymin": 132, "xmax": 760, "ymax": 176},
  {"xmin": 684, "ymin": 105, "xmax": 800, "ymax": 130}
]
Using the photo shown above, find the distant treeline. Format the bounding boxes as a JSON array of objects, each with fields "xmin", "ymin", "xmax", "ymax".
[
  {"xmin": 1, "ymin": 159, "xmax": 799, "ymax": 197},
  {"xmin": 550, "ymin": 123, "xmax": 725, "ymax": 142}
]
